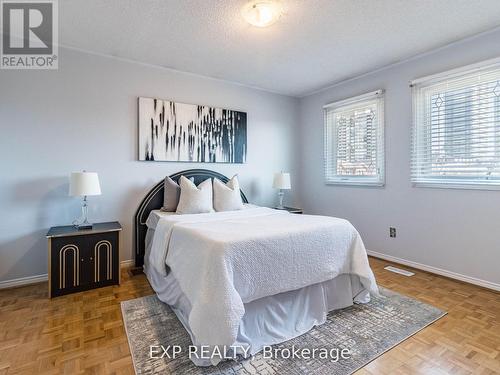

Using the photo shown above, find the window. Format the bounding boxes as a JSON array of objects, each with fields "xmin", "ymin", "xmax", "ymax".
[
  {"xmin": 411, "ymin": 59, "xmax": 500, "ymax": 189},
  {"xmin": 324, "ymin": 90, "xmax": 385, "ymax": 186}
]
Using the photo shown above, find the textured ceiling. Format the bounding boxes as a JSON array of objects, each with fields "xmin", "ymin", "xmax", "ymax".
[{"xmin": 60, "ymin": 0, "xmax": 500, "ymax": 97}]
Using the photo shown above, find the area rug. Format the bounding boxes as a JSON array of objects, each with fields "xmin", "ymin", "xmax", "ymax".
[{"xmin": 121, "ymin": 287, "xmax": 445, "ymax": 374}]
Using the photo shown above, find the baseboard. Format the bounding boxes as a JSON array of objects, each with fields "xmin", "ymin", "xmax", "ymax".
[
  {"xmin": 367, "ymin": 250, "xmax": 500, "ymax": 292},
  {"xmin": 6, "ymin": 254, "xmax": 497, "ymax": 292},
  {"xmin": 120, "ymin": 259, "xmax": 135, "ymax": 268},
  {"xmin": 0, "ymin": 274, "xmax": 48, "ymax": 289},
  {"xmin": 0, "ymin": 260, "xmax": 136, "ymax": 289}
]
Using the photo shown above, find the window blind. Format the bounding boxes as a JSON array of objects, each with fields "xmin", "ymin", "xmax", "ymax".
[
  {"xmin": 324, "ymin": 90, "xmax": 385, "ymax": 186},
  {"xmin": 411, "ymin": 59, "xmax": 500, "ymax": 189}
]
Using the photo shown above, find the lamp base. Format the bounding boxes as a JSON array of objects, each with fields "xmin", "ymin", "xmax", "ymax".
[
  {"xmin": 277, "ymin": 190, "xmax": 285, "ymax": 209},
  {"xmin": 75, "ymin": 223, "xmax": 93, "ymax": 230},
  {"xmin": 73, "ymin": 196, "xmax": 93, "ymax": 230}
]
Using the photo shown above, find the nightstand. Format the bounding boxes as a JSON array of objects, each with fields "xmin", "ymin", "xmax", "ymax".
[
  {"xmin": 274, "ymin": 206, "xmax": 303, "ymax": 214},
  {"xmin": 46, "ymin": 222, "xmax": 121, "ymax": 298}
]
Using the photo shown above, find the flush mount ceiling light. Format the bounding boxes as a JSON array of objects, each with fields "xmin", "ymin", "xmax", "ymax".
[{"xmin": 241, "ymin": 1, "xmax": 283, "ymax": 28}]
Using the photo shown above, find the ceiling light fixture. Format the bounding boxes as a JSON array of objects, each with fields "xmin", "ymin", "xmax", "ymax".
[{"xmin": 241, "ymin": 1, "xmax": 283, "ymax": 28}]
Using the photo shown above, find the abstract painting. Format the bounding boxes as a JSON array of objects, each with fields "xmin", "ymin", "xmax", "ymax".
[{"xmin": 138, "ymin": 97, "xmax": 247, "ymax": 163}]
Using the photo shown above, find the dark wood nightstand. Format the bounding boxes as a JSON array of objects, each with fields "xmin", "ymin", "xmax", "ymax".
[
  {"xmin": 46, "ymin": 222, "xmax": 122, "ymax": 298},
  {"xmin": 273, "ymin": 206, "xmax": 303, "ymax": 214}
]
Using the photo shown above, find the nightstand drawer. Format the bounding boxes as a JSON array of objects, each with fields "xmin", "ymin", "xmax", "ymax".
[
  {"xmin": 87, "ymin": 232, "xmax": 119, "ymax": 286},
  {"xmin": 49, "ymin": 235, "xmax": 88, "ymax": 296}
]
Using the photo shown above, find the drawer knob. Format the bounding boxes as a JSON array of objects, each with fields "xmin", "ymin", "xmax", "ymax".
[
  {"xmin": 90, "ymin": 257, "xmax": 93, "ymax": 260},
  {"xmin": 81, "ymin": 258, "xmax": 84, "ymax": 262}
]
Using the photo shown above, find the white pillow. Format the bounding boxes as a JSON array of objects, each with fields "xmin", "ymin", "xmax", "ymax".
[
  {"xmin": 176, "ymin": 176, "xmax": 214, "ymax": 214},
  {"xmin": 213, "ymin": 175, "xmax": 244, "ymax": 212}
]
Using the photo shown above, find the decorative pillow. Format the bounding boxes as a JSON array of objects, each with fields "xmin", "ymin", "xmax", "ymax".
[
  {"xmin": 213, "ymin": 175, "xmax": 244, "ymax": 212},
  {"xmin": 176, "ymin": 176, "xmax": 214, "ymax": 214},
  {"xmin": 161, "ymin": 176, "xmax": 194, "ymax": 212}
]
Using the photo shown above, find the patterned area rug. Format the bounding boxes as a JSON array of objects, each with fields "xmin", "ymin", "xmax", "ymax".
[{"xmin": 121, "ymin": 287, "xmax": 445, "ymax": 374}]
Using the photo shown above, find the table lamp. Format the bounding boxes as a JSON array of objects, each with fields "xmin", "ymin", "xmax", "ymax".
[
  {"xmin": 273, "ymin": 172, "xmax": 291, "ymax": 209},
  {"xmin": 69, "ymin": 171, "xmax": 101, "ymax": 229}
]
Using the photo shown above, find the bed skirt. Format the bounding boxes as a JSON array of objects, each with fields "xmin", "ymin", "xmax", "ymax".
[{"xmin": 144, "ymin": 248, "xmax": 369, "ymax": 366}]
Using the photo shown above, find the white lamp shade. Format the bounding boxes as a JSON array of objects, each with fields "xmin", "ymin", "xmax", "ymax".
[
  {"xmin": 69, "ymin": 172, "xmax": 101, "ymax": 196},
  {"xmin": 273, "ymin": 172, "xmax": 291, "ymax": 189}
]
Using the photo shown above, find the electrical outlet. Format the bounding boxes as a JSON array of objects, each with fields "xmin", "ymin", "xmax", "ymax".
[{"xmin": 389, "ymin": 227, "xmax": 396, "ymax": 238}]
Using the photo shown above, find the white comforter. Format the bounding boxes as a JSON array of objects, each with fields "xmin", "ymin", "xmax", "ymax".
[{"xmin": 149, "ymin": 207, "xmax": 378, "ymax": 353}]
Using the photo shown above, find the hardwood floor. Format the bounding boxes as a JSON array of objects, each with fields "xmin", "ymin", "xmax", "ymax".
[
  {"xmin": 0, "ymin": 257, "xmax": 499, "ymax": 374},
  {"xmin": 358, "ymin": 258, "xmax": 500, "ymax": 375},
  {"xmin": 0, "ymin": 267, "xmax": 152, "ymax": 375}
]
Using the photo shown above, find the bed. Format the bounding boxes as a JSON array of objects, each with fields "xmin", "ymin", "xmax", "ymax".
[{"xmin": 134, "ymin": 169, "xmax": 378, "ymax": 366}]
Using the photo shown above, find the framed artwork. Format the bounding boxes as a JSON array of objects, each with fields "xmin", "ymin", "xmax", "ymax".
[{"xmin": 138, "ymin": 97, "xmax": 247, "ymax": 163}]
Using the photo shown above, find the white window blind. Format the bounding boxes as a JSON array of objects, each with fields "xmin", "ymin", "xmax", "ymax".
[
  {"xmin": 411, "ymin": 59, "xmax": 500, "ymax": 189},
  {"xmin": 324, "ymin": 90, "xmax": 385, "ymax": 186}
]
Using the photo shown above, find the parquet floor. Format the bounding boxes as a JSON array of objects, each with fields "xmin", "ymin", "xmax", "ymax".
[
  {"xmin": 357, "ymin": 259, "xmax": 500, "ymax": 375},
  {"xmin": 0, "ymin": 257, "xmax": 499, "ymax": 374}
]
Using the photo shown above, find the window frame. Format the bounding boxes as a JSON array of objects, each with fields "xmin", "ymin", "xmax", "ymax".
[
  {"xmin": 411, "ymin": 58, "xmax": 500, "ymax": 190},
  {"xmin": 323, "ymin": 90, "xmax": 385, "ymax": 187}
]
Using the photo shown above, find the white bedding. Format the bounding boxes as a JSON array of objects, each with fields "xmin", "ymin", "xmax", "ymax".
[
  {"xmin": 146, "ymin": 203, "xmax": 258, "ymax": 230},
  {"xmin": 145, "ymin": 263, "xmax": 369, "ymax": 366},
  {"xmin": 145, "ymin": 209, "xmax": 177, "ymax": 230},
  {"xmin": 149, "ymin": 207, "xmax": 378, "ymax": 360}
]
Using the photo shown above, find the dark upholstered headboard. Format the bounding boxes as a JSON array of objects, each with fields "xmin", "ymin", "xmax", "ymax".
[{"xmin": 134, "ymin": 169, "xmax": 248, "ymax": 267}]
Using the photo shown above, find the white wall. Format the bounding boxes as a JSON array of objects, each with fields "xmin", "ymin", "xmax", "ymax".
[
  {"xmin": 2, "ymin": 29, "xmax": 499, "ymax": 288},
  {"xmin": 298, "ymin": 28, "xmax": 500, "ymax": 286},
  {"xmin": 0, "ymin": 47, "xmax": 299, "ymax": 282}
]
